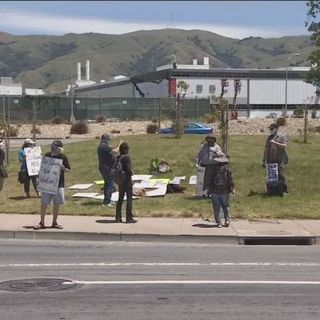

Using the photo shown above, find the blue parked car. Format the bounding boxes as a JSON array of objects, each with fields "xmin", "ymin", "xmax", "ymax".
[{"xmin": 159, "ymin": 122, "xmax": 213, "ymax": 134}]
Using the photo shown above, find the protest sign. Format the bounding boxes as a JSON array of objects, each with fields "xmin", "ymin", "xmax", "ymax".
[
  {"xmin": 24, "ymin": 146, "xmax": 42, "ymax": 176},
  {"xmin": 38, "ymin": 156, "xmax": 62, "ymax": 194},
  {"xmin": 266, "ymin": 163, "xmax": 279, "ymax": 182}
]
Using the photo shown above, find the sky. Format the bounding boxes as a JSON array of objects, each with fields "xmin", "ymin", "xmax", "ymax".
[{"xmin": 0, "ymin": 1, "xmax": 310, "ymax": 39}]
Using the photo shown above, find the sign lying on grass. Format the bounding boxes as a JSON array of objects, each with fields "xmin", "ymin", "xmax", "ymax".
[
  {"xmin": 24, "ymin": 146, "xmax": 42, "ymax": 176},
  {"xmin": 38, "ymin": 157, "xmax": 62, "ymax": 194},
  {"xmin": 69, "ymin": 184, "xmax": 94, "ymax": 190}
]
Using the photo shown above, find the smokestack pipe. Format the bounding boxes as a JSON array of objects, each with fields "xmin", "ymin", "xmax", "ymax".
[
  {"xmin": 77, "ymin": 62, "xmax": 81, "ymax": 81},
  {"xmin": 86, "ymin": 60, "xmax": 90, "ymax": 81}
]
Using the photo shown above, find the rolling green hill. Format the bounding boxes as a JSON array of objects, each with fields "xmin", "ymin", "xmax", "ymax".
[{"xmin": 0, "ymin": 29, "xmax": 314, "ymax": 93}]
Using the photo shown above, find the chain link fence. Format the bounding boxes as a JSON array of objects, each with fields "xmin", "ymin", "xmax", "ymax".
[{"xmin": 0, "ymin": 96, "xmax": 216, "ymax": 123}]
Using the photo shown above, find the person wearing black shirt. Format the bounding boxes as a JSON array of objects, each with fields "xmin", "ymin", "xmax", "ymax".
[
  {"xmin": 34, "ymin": 140, "xmax": 70, "ymax": 230},
  {"xmin": 115, "ymin": 143, "xmax": 136, "ymax": 223},
  {"xmin": 0, "ymin": 140, "xmax": 6, "ymax": 203},
  {"xmin": 97, "ymin": 134, "xmax": 121, "ymax": 207}
]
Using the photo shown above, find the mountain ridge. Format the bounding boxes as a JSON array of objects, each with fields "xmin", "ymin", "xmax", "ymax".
[{"xmin": 0, "ymin": 29, "xmax": 314, "ymax": 92}]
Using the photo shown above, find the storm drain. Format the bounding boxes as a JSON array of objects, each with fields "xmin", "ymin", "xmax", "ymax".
[
  {"xmin": 240, "ymin": 236, "xmax": 316, "ymax": 246},
  {"xmin": 0, "ymin": 278, "xmax": 81, "ymax": 292}
]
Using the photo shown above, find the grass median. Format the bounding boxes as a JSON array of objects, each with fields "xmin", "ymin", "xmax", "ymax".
[{"xmin": 2, "ymin": 134, "xmax": 320, "ymax": 219}]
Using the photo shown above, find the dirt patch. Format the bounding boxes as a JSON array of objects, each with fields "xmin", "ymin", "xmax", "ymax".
[{"xmin": 11, "ymin": 118, "xmax": 320, "ymax": 139}]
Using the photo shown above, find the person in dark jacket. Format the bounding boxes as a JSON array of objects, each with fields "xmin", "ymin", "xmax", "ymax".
[
  {"xmin": 18, "ymin": 138, "xmax": 39, "ymax": 198},
  {"xmin": 0, "ymin": 140, "xmax": 6, "ymax": 204},
  {"xmin": 208, "ymin": 156, "xmax": 235, "ymax": 228},
  {"xmin": 115, "ymin": 142, "xmax": 136, "ymax": 223},
  {"xmin": 97, "ymin": 134, "xmax": 121, "ymax": 207}
]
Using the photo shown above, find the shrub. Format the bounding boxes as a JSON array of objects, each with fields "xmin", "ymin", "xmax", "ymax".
[
  {"xmin": 146, "ymin": 123, "xmax": 158, "ymax": 134},
  {"xmin": 51, "ymin": 116, "xmax": 65, "ymax": 124},
  {"xmin": 292, "ymin": 107, "xmax": 304, "ymax": 118},
  {"xmin": 202, "ymin": 111, "xmax": 220, "ymax": 123},
  {"xmin": 30, "ymin": 127, "xmax": 41, "ymax": 134},
  {"xmin": 96, "ymin": 115, "xmax": 106, "ymax": 123},
  {"xmin": 9, "ymin": 126, "xmax": 19, "ymax": 137},
  {"xmin": 70, "ymin": 121, "xmax": 89, "ymax": 134}
]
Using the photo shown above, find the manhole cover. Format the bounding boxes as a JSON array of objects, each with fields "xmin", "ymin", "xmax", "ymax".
[{"xmin": 0, "ymin": 278, "xmax": 81, "ymax": 292}]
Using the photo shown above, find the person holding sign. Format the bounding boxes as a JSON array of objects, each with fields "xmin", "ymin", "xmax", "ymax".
[
  {"xmin": 0, "ymin": 140, "xmax": 7, "ymax": 204},
  {"xmin": 34, "ymin": 140, "xmax": 70, "ymax": 230},
  {"xmin": 18, "ymin": 138, "xmax": 39, "ymax": 198}
]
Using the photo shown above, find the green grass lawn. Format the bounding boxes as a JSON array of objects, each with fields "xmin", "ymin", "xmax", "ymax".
[{"xmin": 2, "ymin": 134, "xmax": 320, "ymax": 219}]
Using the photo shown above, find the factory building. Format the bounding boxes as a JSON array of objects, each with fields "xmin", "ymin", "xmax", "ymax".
[{"xmin": 73, "ymin": 57, "xmax": 318, "ymax": 115}]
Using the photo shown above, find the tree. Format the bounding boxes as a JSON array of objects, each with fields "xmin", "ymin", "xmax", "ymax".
[
  {"xmin": 305, "ymin": 0, "xmax": 320, "ymax": 85},
  {"xmin": 174, "ymin": 81, "xmax": 189, "ymax": 138},
  {"xmin": 216, "ymin": 97, "xmax": 229, "ymax": 154}
]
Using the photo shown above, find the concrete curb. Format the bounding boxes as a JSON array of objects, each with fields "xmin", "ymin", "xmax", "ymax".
[{"xmin": 0, "ymin": 230, "xmax": 318, "ymax": 245}]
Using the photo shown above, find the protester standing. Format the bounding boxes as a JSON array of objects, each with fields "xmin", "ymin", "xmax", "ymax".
[
  {"xmin": 0, "ymin": 140, "xmax": 7, "ymax": 204},
  {"xmin": 115, "ymin": 142, "xmax": 136, "ymax": 223},
  {"xmin": 97, "ymin": 134, "xmax": 121, "ymax": 207},
  {"xmin": 262, "ymin": 123, "xmax": 279, "ymax": 167},
  {"xmin": 18, "ymin": 138, "xmax": 39, "ymax": 198},
  {"xmin": 196, "ymin": 134, "xmax": 223, "ymax": 195},
  {"xmin": 267, "ymin": 118, "xmax": 289, "ymax": 194},
  {"xmin": 34, "ymin": 140, "xmax": 70, "ymax": 230},
  {"xmin": 208, "ymin": 156, "xmax": 235, "ymax": 228}
]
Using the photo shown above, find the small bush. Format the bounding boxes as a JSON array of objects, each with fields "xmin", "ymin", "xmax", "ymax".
[
  {"xmin": 292, "ymin": 107, "xmax": 304, "ymax": 118},
  {"xmin": 70, "ymin": 121, "xmax": 89, "ymax": 134},
  {"xmin": 202, "ymin": 112, "xmax": 220, "ymax": 123},
  {"xmin": 96, "ymin": 115, "xmax": 106, "ymax": 123},
  {"xmin": 9, "ymin": 126, "xmax": 19, "ymax": 137},
  {"xmin": 146, "ymin": 123, "xmax": 158, "ymax": 134},
  {"xmin": 30, "ymin": 127, "xmax": 41, "ymax": 134},
  {"xmin": 51, "ymin": 116, "xmax": 65, "ymax": 124}
]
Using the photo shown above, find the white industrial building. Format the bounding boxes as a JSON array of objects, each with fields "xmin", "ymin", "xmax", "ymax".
[
  {"xmin": 73, "ymin": 57, "xmax": 318, "ymax": 116},
  {"xmin": 0, "ymin": 77, "xmax": 45, "ymax": 96}
]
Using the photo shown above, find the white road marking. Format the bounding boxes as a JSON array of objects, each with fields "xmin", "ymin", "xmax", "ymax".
[
  {"xmin": 68, "ymin": 280, "xmax": 320, "ymax": 285},
  {"xmin": 0, "ymin": 262, "xmax": 320, "ymax": 267}
]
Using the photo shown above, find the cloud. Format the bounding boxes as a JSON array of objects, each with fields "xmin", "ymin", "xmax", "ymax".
[{"xmin": 0, "ymin": 10, "xmax": 305, "ymax": 39}]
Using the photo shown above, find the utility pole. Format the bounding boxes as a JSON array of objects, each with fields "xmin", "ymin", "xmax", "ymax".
[
  {"xmin": 32, "ymin": 97, "xmax": 37, "ymax": 143},
  {"xmin": 69, "ymin": 52, "xmax": 76, "ymax": 123},
  {"xmin": 2, "ymin": 95, "xmax": 8, "ymax": 166}
]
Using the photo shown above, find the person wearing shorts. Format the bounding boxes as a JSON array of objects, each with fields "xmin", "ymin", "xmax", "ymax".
[{"xmin": 34, "ymin": 140, "xmax": 70, "ymax": 230}]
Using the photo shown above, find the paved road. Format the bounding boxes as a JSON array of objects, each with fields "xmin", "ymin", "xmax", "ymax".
[{"xmin": 0, "ymin": 239, "xmax": 320, "ymax": 320}]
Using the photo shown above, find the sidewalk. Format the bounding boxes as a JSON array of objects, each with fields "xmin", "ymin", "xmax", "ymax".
[{"xmin": 0, "ymin": 214, "xmax": 319, "ymax": 245}]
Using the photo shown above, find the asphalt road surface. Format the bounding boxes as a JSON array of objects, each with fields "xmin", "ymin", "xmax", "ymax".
[{"xmin": 0, "ymin": 239, "xmax": 320, "ymax": 320}]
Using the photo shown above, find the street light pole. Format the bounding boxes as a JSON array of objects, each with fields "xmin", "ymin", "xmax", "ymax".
[
  {"xmin": 285, "ymin": 53, "xmax": 300, "ymax": 116},
  {"xmin": 69, "ymin": 52, "xmax": 76, "ymax": 123}
]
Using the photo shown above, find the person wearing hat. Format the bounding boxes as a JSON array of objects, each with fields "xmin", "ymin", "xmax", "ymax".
[
  {"xmin": 0, "ymin": 140, "xmax": 6, "ymax": 204},
  {"xmin": 263, "ymin": 119, "xmax": 289, "ymax": 194},
  {"xmin": 196, "ymin": 134, "xmax": 223, "ymax": 196},
  {"xmin": 208, "ymin": 155, "xmax": 235, "ymax": 228},
  {"xmin": 34, "ymin": 140, "xmax": 70, "ymax": 229},
  {"xmin": 18, "ymin": 138, "xmax": 39, "ymax": 198},
  {"xmin": 262, "ymin": 123, "xmax": 278, "ymax": 167},
  {"xmin": 97, "ymin": 133, "xmax": 122, "ymax": 207}
]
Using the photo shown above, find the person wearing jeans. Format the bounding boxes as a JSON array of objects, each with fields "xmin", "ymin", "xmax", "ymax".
[
  {"xmin": 18, "ymin": 138, "xmax": 39, "ymax": 198},
  {"xmin": 115, "ymin": 143, "xmax": 136, "ymax": 224},
  {"xmin": 97, "ymin": 134, "xmax": 121, "ymax": 207},
  {"xmin": 208, "ymin": 156, "xmax": 235, "ymax": 228}
]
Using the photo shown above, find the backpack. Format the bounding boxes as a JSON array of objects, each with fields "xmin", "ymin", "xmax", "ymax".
[
  {"xmin": 112, "ymin": 156, "xmax": 125, "ymax": 185},
  {"xmin": 213, "ymin": 166, "xmax": 229, "ymax": 191}
]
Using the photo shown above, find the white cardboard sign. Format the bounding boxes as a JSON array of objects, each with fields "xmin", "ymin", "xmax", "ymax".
[
  {"xmin": 38, "ymin": 156, "xmax": 62, "ymax": 194},
  {"xmin": 267, "ymin": 163, "xmax": 279, "ymax": 182},
  {"xmin": 24, "ymin": 146, "xmax": 42, "ymax": 176},
  {"xmin": 69, "ymin": 184, "xmax": 94, "ymax": 190}
]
